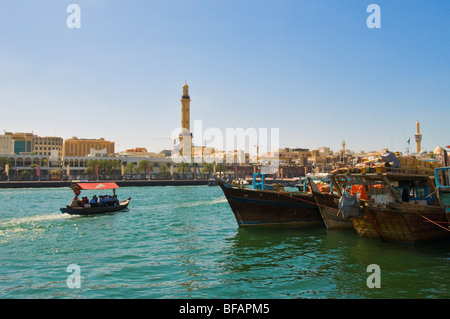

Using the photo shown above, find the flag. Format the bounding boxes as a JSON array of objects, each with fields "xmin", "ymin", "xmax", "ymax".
[
  {"xmin": 407, "ymin": 138, "xmax": 410, "ymax": 144},
  {"xmin": 36, "ymin": 164, "xmax": 40, "ymax": 177},
  {"xmin": 95, "ymin": 165, "xmax": 99, "ymax": 176}
]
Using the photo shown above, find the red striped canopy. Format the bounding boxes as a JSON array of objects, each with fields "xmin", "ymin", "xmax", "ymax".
[{"xmin": 76, "ymin": 183, "xmax": 119, "ymax": 190}]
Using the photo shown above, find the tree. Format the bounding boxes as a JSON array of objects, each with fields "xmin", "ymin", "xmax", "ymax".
[
  {"xmin": 176, "ymin": 162, "xmax": 191, "ymax": 179},
  {"xmin": 159, "ymin": 164, "xmax": 169, "ymax": 179},
  {"xmin": 0, "ymin": 157, "xmax": 9, "ymax": 169},
  {"xmin": 137, "ymin": 160, "xmax": 153, "ymax": 179},
  {"xmin": 125, "ymin": 162, "xmax": 137, "ymax": 175},
  {"xmin": 215, "ymin": 163, "xmax": 226, "ymax": 177},
  {"xmin": 202, "ymin": 163, "xmax": 214, "ymax": 178},
  {"xmin": 84, "ymin": 159, "xmax": 98, "ymax": 175},
  {"xmin": 20, "ymin": 170, "xmax": 30, "ymax": 180}
]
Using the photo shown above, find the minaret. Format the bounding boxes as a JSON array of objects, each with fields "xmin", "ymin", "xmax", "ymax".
[
  {"xmin": 179, "ymin": 83, "xmax": 192, "ymax": 159},
  {"xmin": 181, "ymin": 83, "xmax": 190, "ymax": 133},
  {"xmin": 414, "ymin": 121, "xmax": 422, "ymax": 153}
]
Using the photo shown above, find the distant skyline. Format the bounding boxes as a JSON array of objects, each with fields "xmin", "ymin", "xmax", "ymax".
[{"xmin": 1, "ymin": 1, "xmax": 449, "ymax": 154}]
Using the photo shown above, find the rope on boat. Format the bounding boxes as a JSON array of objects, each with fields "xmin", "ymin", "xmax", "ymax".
[{"xmin": 415, "ymin": 212, "xmax": 450, "ymax": 232}]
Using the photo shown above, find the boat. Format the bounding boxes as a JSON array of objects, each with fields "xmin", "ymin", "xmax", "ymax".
[
  {"xmin": 60, "ymin": 182, "xmax": 131, "ymax": 215},
  {"xmin": 216, "ymin": 173, "xmax": 323, "ymax": 227},
  {"xmin": 347, "ymin": 172, "xmax": 450, "ymax": 243},
  {"xmin": 308, "ymin": 173, "xmax": 364, "ymax": 231}
]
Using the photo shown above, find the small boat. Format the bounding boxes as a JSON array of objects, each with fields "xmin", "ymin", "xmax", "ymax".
[
  {"xmin": 60, "ymin": 182, "xmax": 131, "ymax": 215},
  {"xmin": 216, "ymin": 173, "xmax": 323, "ymax": 227},
  {"xmin": 348, "ymin": 172, "xmax": 450, "ymax": 243}
]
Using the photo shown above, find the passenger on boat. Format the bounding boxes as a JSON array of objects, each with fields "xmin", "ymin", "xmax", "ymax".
[
  {"xmin": 99, "ymin": 195, "xmax": 106, "ymax": 206},
  {"xmin": 81, "ymin": 197, "xmax": 90, "ymax": 206},
  {"xmin": 112, "ymin": 195, "xmax": 119, "ymax": 206},
  {"xmin": 70, "ymin": 196, "xmax": 81, "ymax": 207},
  {"xmin": 90, "ymin": 195, "xmax": 99, "ymax": 207}
]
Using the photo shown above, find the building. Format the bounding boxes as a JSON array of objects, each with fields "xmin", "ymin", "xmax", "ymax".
[
  {"xmin": 278, "ymin": 148, "xmax": 311, "ymax": 165},
  {"xmin": 32, "ymin": 135, "xmax": 63, "ymax": 158},
  {"xmin": 0, "ymin": 135, "xmax": 11, "ymax": 155},
  {"xmin": 63, "ymin": 137, "xmax": 115, "ymax": 157},
  {"xmin": 2, "ymin": 132, "xmax": 63, "ymax": 158},
  {"xmin": 4, "ymin": 132, "xmax": 34, "ymax": 154},
  {"xmin": 119, "ymin": 148, "xmax": 166, "ymax": 158}
]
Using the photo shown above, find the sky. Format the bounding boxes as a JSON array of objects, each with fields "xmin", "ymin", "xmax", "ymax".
[{"xmin": 0, "ymin": 0, "xmax": 449, "ymax": 154}]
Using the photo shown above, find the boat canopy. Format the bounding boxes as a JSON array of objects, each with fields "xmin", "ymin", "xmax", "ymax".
[{"xmin": 76, "ymin": 182, "xmax": 119, "ymax": 190}]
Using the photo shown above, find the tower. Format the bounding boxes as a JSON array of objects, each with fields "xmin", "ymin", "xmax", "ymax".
[
  {"xmin": 179, "ymin": 83, "xmax": 192, "ymax": 159},
  {"xmin": 414, "ymin": 121, "xmax": 422, "ymax": 154},
  {"xmin": 181, "ymin": 82, "xmax": 190, "ymax": 133}
]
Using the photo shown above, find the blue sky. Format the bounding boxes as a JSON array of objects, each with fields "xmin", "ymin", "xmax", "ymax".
[{"xmin": 0, "ymin": 0, "xmax": 449, "ymax": 154}]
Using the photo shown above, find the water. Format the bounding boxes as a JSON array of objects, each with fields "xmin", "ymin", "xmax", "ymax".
[{"xmin": 0, "ymin": 186, "xmax": 448, "ymax": 299}]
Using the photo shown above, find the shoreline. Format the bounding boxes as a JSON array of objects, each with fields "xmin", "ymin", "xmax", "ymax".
[
  {"xmin": 0, "ymin": 180, "xmax": 211, "ymax": 189},
  {"xmin": 0, "ymin": 178, "xmax": 299, "ymax": 189}
]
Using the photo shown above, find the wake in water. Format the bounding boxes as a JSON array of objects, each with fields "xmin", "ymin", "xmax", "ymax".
[{"xmin": 0, "ymin": 213, "xmax": 73, "ymax": 229}]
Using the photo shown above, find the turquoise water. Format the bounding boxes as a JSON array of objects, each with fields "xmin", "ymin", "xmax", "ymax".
[{"xmin": 0, "ymin": 186, "xmax": 448, "ymax": 299}]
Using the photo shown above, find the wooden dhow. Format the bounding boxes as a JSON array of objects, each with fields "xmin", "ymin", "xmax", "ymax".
[
  {"xmin": 216, "ymin": 174, "xmax": 323, "ymax": 227},
  {"xmin": 345, "ymin": 172, "xmax": 450, "ymax": 243}
]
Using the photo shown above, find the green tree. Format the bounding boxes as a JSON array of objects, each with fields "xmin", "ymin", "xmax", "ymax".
[
  {"xmin": 20, "ymin": 170, "xmax": 30, "ymax": 180},
  {"xmin": 84, "ymin": 159, "xmax": 98, "ymax": 175},
  {"xmin": 202, "ymin": 163, "xmax": 214, "ymax": 178},
  {"xmin": 0, "ymin": 157, "xmax": 9, "ymax": 169},
  {"xmin": 215, "ymin": 163, "xmax": 226, "ymax": 177},
  {"xmin": 125, "ymin": 162, "xmax": 137, "ymax": 175},
  {"xmin": 137, "ymin": 160, "xmax": 153, "ymax": 179},
  {"xmin": 176, "ymin": 162, "xmax": 191, "ymax": 179},
  {"xmin": 158, "ymin": 164, "xmax": 169, "ymax": 179}
]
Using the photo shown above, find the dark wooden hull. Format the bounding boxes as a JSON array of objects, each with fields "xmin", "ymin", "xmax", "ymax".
[
  {"xmin": 353, "ymin": 201, "xmax": 450, "ymax": 243},
  {"xmin": 312, "ymin": 191, "xmax": 354, "ymax": 230},
  {"xmin": 60, "ymin": 198, "xmax": 131, "ymax": 215},
  {"xmin": 217, "ymin": 179, "xmax": 323, "ymax": 227}
]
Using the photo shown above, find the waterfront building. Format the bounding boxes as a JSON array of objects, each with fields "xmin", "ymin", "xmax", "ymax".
[
  {"xmin": 1, "ymin": 132, "xmax": 63, "ymax": 159},
  {"xmin": 4, "ymin": 132, "xmax": 35, "ymax": 154},
  {"xmin": 32, "ymin": 135, "xmax": 63, "ymax": 158},
  {"xmin": 63, "ymin": 137, "xmax": 115, "ymax": 157},
  {"xmin": 278, "ymin": 148, "xmax": 311, "ymax": 166},
  {"xmin": 0, "ymin": 135, "xmax": 12, "ymax": 155},
  {"xmin": 120, "ymin": 148, "xmax": 166, "ymax": 158}
]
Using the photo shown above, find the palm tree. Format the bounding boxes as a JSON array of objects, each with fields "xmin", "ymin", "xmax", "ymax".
[
  {"xmin": 215, "ymin": 163, "xmax": 226, "ymax": 178},
  {"xmin": 176, "ymin": 162, "xmax": 191, "ymax": 179},
  {"xmin": 202, "ymin": 163, "xmax": 214, "ymax": 178},
  {"xmin": 125, "ymin": 162, "xmax": 137, "ymax": 176},
  {"xmin": 84, "ymin": 159, "xmax": 98, "ymax": 175},
  {"xmin": 137, "ymin": 160, "xmax": 153, "ymax": 179},
  {"xmin": 159, "ymin": 164, "xmax": 169, "ymax": 179}
]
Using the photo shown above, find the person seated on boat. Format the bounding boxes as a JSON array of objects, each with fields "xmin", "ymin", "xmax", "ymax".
[
  {"xmin": 70, "ymin": 196, "xmax": 81, "ymax": 207},
  {"xmin": 99, "ymin": 195, "xmax": 107, "ymax": 207},
  {"xmin": 106, "ymin": 195, "xmax": 115, "ymax": 206},
  {"xmin": 90, "ymin": 195, "xmax": 99, "ymax": 207},
  {"xmin": 112, "ymin": 195, "xmax": 119, "ymax": 206}
]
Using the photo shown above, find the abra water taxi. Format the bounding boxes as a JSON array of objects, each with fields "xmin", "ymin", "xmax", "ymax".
[{"xmin": 60, "ymin": 182, "xmax": 131, "ymax": 215}]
